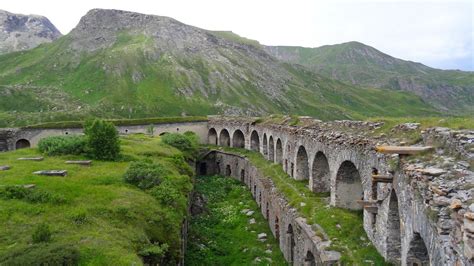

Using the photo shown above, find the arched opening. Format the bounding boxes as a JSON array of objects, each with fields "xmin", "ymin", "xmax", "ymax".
[
  {"xmin": 372, "ymin": 168, "xmax": 379, "ymax": 200},
  {"xmin": 208, "ymin": 128, "xmax": 218, "ymax": 145},
  {"xmin": 311, "ymin": 151, "xmax": 330, "ymax": 192},
  {"xmin": 266, "ymin": 202, "xmax": 269, "ymax": 219},
  {"xmin": 287, "ymin": 224, "xmax": 295, "ymax": 263},
  {"xmin": 274, "ymin": 216, "xmax": 280, "ymax": 242},
  {"xmin": 225, "ymin": 165, "xmax": 231, "ymax": 176},
  {"xmin": 15, "ymin": 139, "xmax": 30, "ymax": 149},
  {"xmin": 240, "ymin": 169, "xmax": 245, "ymax": 183},
  {"xmin": 407, "ymin": 233, "xmax": 429, "ymax": 266},
  {"xmin": 387, "ymin": 190, "xmax": 401, "ymax": 264},
  {"xmin": 295, "ymin": 146, "xmax": 309, "ymax": 180},
  {"xmin": 263, "ymin": 133, "xmax": 268, "ymax": 158},
  {"xmin": 199, "ymin": 163, "xmax": 207, "ymax": 175},
  {"xmin": 232, "ymin": 129, "xmax": 245, "ymax": 148},
  {"xmin": 269, "ymin": 136, "xmax": 275, "ymax": 162},
  {"xmin": 250, "ymin": 130, "xmax": 260, "ymax": 152},
  {"xmin": 335, "ymin": 161, "xmax": 363, "ymax": 210},
  {"xmin": 305, "ymin": 251, "xmax": 316, "ymax": 266},
  {"xmin": 219, "ymin": 129, "xmax": 230, "ymax": 146},
  {"xmin": 159, "ymin": 132, "xmax": 169, "ymax": 136},
  {"xmin": 276, "ymin": 139, "xmax": 283, "ymax": 164},
  {"xmin": 253, "ymin": 185, "xmax": 256, "ymax": 198},
  {"xmin": 259, "ymin": 191, "xmax": 262, "ymax": 205}
]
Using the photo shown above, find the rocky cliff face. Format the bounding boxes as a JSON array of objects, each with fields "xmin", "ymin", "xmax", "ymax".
[{"xmin": 0, "ymin": 10, "xmax": 62, "ymax": 54}]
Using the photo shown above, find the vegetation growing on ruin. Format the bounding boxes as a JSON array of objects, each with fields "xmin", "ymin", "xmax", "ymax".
[
  {"xmin": 0, "ymin": 134, "xmax": 193, "ymax": 265},
  {"xmin": 186, "ymin": 175, "xmax": 286, "ymax": 265},
  {"xmin": 210, "ymin": 146, "xmax": 391, "ymax": 265}
]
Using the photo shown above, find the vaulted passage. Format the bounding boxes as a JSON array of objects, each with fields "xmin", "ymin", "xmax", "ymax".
[
  {"xmin": 311, "ymin": 151, "xmax": 330, "ymax": 193},
  {"xmin": 335, "ymin": 161, "xmax": 363, "ymax": 210},
  {"xmin": 287, "ymin": 224, "xmax": 295, "ymax": 263},
  {"xmin": 232, "ymin": 129, "xmax": 245, "ymax": 148},
  {"xmin": 295, "ymin": 145, "xmax": 309, "ymax": 180},
  {"xmin": 208, "ymin": 128, "xmax": 218, "ymax": 145},
  {"xmin": 263, "ymin": 133, "xmax": 268, "ymax": 158},
  {"xmin": 275, "ymin": 138, "xmax": 283, "ymax": 164},
  {"xmin": 15, "ymin": 139, "xmax": 30, "ymax": 149},
  {"xmin": 407, "ymin": 233, "xmax": 429, "ymax": 266},
  {"xmin": 387, "ymin": 190, "xmax": 401, "ymax": 263},
  {"xmin": 269, "ymin": 136, "xmax": 275, "ymax": 162},
  {"xmin": 219, "ymin": 129, "xmax": 230, "ymax": 146},
  {"xmin": 250, "ymin": 130, "xmax": 260, "ymax": 151},
  {"xmin": 305, "ymin": 251, "xmax": 316, "ymax": 266}
]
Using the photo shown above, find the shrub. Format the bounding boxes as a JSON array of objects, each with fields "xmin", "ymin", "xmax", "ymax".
[
  {"xmin": 38, "ymin": 135, "xmax": 86, "ymax": 156},
  {"xmin": 138, "ymin": 243, "xmax": 169, "ymax": 265},
  {"xmin": 0, "ymin": 243, "xmax": 80, "ymax": 265},
  {"xmin": 0, "ymin": 186, "xmax": 65, "ymax": 204},
  {"xmin": 123, "ymin": 161, "xmax": 166, "ymax": 189},
  {"xmin": 84, "ymin": 119, "xmax": 120, "ymax": 160},
  {"xmin": 150, "ymin": 181, "xmax": 181, "ymax": 205},
  {"xmin": 161, "ymin": 133, "xmax": 198, "ymax": 156},
  {"xmin": 32, "ymin": 224, "xmax": 52, "ymax": 243}
]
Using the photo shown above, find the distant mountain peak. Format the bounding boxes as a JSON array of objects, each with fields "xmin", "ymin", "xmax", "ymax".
[{"xmin": 0, "ymin": 9, "xmax": 62, "ymax": 54}]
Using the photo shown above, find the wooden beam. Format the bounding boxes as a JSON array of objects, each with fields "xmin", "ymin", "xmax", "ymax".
[
  {"xmin": 356, "ymin": 199, "xmax": 379, "ymax": 206},
  {"xmin": 17, "ymin": 157, "xmax": 44, "ymax": 161},
  {"xmin": 33, "ymin": 170, "xmax": 67, "ymax": 177},
  {"xmin": 66, "ymin": 160, "xmax": 92, "ymax": 166},
  {"xmin": 375, "ymin": 146, "xmax": 433, "ymax": 155},
  {"xmin": 364, "ymin": 206, "xmax": 379, "ymax": 214},
  {"xmin": 372, "ymin": 175, "xmax": 393, "ymax": 183}
]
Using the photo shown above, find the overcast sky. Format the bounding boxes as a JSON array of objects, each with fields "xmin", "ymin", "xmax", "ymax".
[{"xmin": 2, "ymin": 0, "xmax": 473, "ymax": 71}]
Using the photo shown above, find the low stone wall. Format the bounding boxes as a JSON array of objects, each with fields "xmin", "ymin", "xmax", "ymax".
[{"xmin": 198, "ymin": 150, "xmax": 341, "ymax": 265}]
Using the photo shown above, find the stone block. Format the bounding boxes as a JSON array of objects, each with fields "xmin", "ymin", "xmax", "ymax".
[{"xmin": 33, "ymin": 170, "xmax": 67, "ymax": 176}]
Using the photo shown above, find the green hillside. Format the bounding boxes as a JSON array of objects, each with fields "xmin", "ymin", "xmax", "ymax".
[
  {"xmin": 264, "ymin": 42, "xmax": 474, "ymax": 114},
  {"xmin": 0, "ymin": 9, "xmax": 440, "ymax": 127}
]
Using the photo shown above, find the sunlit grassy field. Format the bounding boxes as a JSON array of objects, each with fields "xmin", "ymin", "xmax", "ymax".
[{"xmin": 0, "ymin": 134, "xmax": 192, "ymax": 265}]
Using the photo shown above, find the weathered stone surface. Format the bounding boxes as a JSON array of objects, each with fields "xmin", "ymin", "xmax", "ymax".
[
  {"xmin": 450, "ymin": 199, "xmax": 462, "ymax": 210},
  {"xmin": 416, "ymin": 168, "xmax": 447, "ymax": 177},
  {"xmin": 257, "ymin": 233, "xmax": 267, "ymax": 240},
  {"xmin": 65, "ymin": 160, "xmax": 92, "ymax": 166},
  {"xmin": 33, "ymin": 170, "xmax": 67, "ymax": 176},
  {"xmin": 18, "ymin": 157, "xmax": 43, "ymax": 161},
  {"xmin": 0, "ymin": 165, "xmax": 10, "ymax": 171}
]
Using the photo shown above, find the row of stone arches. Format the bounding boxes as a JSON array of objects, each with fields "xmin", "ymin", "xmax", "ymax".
[
  {"xmin": 208, "ymin": 128, "xmax": 245, "ymax": 148},
  {"xmin": 208, "ymin": 126, "xmax": 431, "ymax": 265}
]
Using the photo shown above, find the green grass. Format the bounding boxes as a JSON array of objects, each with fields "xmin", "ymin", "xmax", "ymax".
[
  {"xmin": 185, "ymin": 175, "xmax": 286, "ymax": 265},
  {"xmin": 209, "ymin": 146, "xmax": 391, "ymax": 265},
  {"xmin": 21, "ymin": 116, "xmax": 208, "ymax": 129},
  {"xmin": 0, "ymin": 134, "xmax": 193, "ymax": 265}
]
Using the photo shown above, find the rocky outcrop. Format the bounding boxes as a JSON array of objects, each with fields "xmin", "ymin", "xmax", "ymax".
[{"xmin": 0, "ymin": 10, "xmax": 61, "ymax": 54}]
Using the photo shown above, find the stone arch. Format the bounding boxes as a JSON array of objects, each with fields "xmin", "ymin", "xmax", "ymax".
[
  {"xmin": 232, "ymin": 129, "xmax": 245, "ymax": 148},
  {"xmin": 335, "ymin": 160, "xmax": 363, "ymax": 210},
  {"xmin": 387, "ymin": 190, "xmax": 401, "ymax": 264},
  {"xmin": 225, "ymin": 165, "xmax": 231, "ymax": 176},
  {"xmin": 15, "ymin": 139, "xmax": 30, "ymax": 149},
  {"xmin": 240, "ymin": 169, "xmax": 245, "ymax": 183},
  {"xmin": 407, "ymin": 233, "xmax": 429, "ymax": 266},
  {"xmin": 219, "ymin": 129, "xmax": 230, "ymax": 146},
  {"xmin": 287, "ymin": 224, "xmax": 295, "ymax": 263},
  {"xmin": 274, "ymin": 216, "xmax": 280, "ymax": 242},
  {"xmin": 305, "ymin": 250, "xmax": 316, "ymax": 266},
  {"xmin": 311, "ymin": 151, "xmax": 330, "ymax": 192},
  {"xmin": 275, "ymin": 138, "xmax": 283, "ymax": 164},
  {"xmin": 208, "ymin": 128, "xmax": 218, "ymax": 145},
  {"xmin": 295, "ymin": 145, "xmax": 309, "ymax": 180},
  {"xmin": 250, "ymin": 130, "xmax": 260, "ymax": 151},
  {"xmin": 263, "ymin": 133, "xmax": 268, "ymax": 158},
  {"xmin": 269, "ymin": 136, "xmax": 275, "ymax": 162}
]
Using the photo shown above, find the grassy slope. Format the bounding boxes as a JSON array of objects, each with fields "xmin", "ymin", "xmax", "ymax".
[
  {"xmin": 0, "ymin": 134, "xmax": 193, "ymax": 265},
  {"xmin": 0, "ymin": 32, "xmax": 440, "ymax": 127},
  {"xmin": 212, "ymin": 146, "xmax": 390, "ymax": 265},
  {"xmin": 186, "ymin": 175, "xmax": 286, "ymax": 265}
]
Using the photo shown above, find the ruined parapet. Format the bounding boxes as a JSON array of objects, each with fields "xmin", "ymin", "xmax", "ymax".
[{"xmin": 423, "ymin": 127, "xmax": 474, "ymax": 160}]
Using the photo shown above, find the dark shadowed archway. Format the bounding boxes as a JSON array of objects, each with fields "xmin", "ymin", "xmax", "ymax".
[
  {"xmin": 15, "ymin": 139, "xmax": 30, "ymax": 149},
  {"xmin": 407, "ymin": 233, "xmax": 429, "ymax": 266},
  {"xmin": 287, "ymin": 224, "xmax": 295, "ymax": 263},
  {"xmin": 269, "ymin": 136, "xmax": 275, "ymax": 162},
  {"xmin": 219, "ymin": 129, "xmax": 230, "ymax": 146},
  {"xmin": 208, "ymin": 128, "xmax": 218, "ymax": 145},
  {"xmin": 263, "ymin": 133, "xmax": 268, "ymax": 158},
  {"xmin": 276, "ymin": 138, "xmax": 283, "ymax": 164},
  {"xmin": 311, "ymin": 151, "xmax": 330, "ymax": 193},
  {"xmin": 232, "ymin": 130, "xmax": 245, "ymax": 148},
  {"xmin": 335, "ymin": 160, "xmax": 363, "ymax": 210},
  {"xmin": 295, "ymin": 145, "xmax": 309, "ymax": 180},
  {"xmin": 250, "ymin": 130, "xmax": 260, "ymax": 151},
  {"xmin": 387, "ymin": 190, "xmax": 402, "ymax": 264},
  {"xmin": 305, "ymin": 251, "xmax": 316, "ymax": 266}
]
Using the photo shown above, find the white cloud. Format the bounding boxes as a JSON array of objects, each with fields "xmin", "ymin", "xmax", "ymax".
[{"xmin": 1, "ymin": 0, "xmax": 472, "ymax": 70}]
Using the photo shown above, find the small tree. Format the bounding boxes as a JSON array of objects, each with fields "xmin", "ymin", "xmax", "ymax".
[{"xmin": 84, "ymin": 119, "xmax": 120, "ymax": 160}]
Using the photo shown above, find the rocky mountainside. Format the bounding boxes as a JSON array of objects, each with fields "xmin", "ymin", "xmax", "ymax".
[
  {"xmin": 0, "ymin": 9, "xmax": 438, "ymax": 126},
  {"xmin": 0, "ymin": 10, "xmax": 62, "ymax": 54},
  {"xmin": 264, "ymin": 42, "xmax": 474, "ymax": 114}
]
